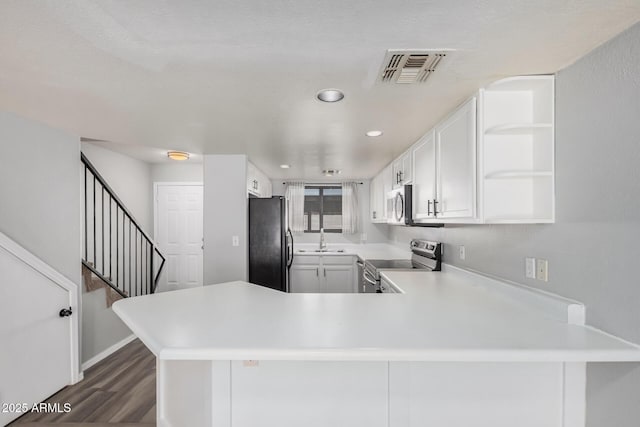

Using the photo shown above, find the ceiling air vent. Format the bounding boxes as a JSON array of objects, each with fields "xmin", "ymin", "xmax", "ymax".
[{"xmin": 379, "ymin": 50, "xmax": 447, "ymax": 84}]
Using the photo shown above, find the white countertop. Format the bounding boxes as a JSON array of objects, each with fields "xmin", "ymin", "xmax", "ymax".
[
  {"xmin": 293, "ymin": 243, "xmax": 411, "ymax": 261},
  {"xmin": 113, "ymin": 268, "xmax": 640, "ymax": 363}
]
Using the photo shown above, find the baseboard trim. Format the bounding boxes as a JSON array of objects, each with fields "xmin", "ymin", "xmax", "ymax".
[{"xmin": 81, "ymin": 334, "xmax": 137, "ymax": 371}]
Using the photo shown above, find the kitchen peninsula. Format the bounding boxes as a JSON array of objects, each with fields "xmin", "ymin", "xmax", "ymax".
[{"xmin": 113, "ymin": 265, "xmax": 640, "ymax": 427}]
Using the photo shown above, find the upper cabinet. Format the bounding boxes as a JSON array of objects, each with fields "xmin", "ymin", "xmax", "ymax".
[
  {"xmin": 371, "ymin": 75, "xmax": 555, "ymax": 225},
  {"xmin": 478, "ymin": 76, "xmax": 555, "ymax": 223},
  {"xmin": 436, "ymin": 98, "xmax": 477, "ymax": 219},
  {"xmin": 247, "ymin": 161, "xmax": 272, "ymax": 198},
  {"xmin": 370, "ymin": 164, "xmax": 393, "ymax": 223},
  {"xmin": 412, "ymin": 98, "xmax": 477, "ymax": 222},
  {"xmin": 392, "ymin": 151, "xmax": 412, "ymax": 189}
]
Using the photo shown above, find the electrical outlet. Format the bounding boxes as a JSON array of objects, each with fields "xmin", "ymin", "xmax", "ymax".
[
  {"xmin": 243, "ymin": 360, "xmax": 259, "ymax": 367},
  {"xmin": 525, "ymin": 258, "xmax": 536, "ymax": 279},
  {"xmin": 360, "ymin": 233, "xmax": 368, "ymax": 243},
  {"xmin": 536, "ymin": 259, "xmax": 548, "ymax": 282},
  {"xmin": 232, "ymin": 236, "xmax": 240, "ymax": 247},
  {"xmin": 459, "ymin": 245, "xmax": 466, "ymax": 260}
]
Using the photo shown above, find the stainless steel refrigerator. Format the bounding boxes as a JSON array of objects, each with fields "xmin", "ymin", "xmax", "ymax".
[{"xmin": 248, "ymin": 196, "xmax": 293, "ymax": 292}]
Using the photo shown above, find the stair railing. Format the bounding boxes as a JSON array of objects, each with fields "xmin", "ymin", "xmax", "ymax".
[{"xmin": 81, "ymin": 153, "xmax": 165, "ymax": 298}]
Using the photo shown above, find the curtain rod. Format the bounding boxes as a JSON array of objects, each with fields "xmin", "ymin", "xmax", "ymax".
[{"xmin": 282, "ymin": 181, "xmax": 363, "ymax": 185}]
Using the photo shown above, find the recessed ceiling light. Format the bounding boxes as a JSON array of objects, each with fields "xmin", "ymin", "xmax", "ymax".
[
  {"xmin": 317, "ymin": 89, "xmax": 344, "ymax": 103},
  {"xmin": 366, "ymin": 130, "xmax": 383, "ymax": 137},
  {"xmin": 322, "ymin": 169, "xmax": 342, "ymax": 176},
  {"xmin": 167, "ymin": 151, "xmax": 190, "ymax": 161},
  {"xmin": 280, "ymin": 164, "xmax": 290, "ymax": 169}
]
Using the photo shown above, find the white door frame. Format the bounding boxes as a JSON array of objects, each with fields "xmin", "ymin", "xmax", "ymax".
[{"xmin": 153, "ymin": 182, "xmax": 204, "ymax": 288}]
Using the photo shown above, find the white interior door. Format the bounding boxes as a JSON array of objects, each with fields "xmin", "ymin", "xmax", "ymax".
[
  {"xmin": 0, "ymin": 245, "xmax": 72, "ymax": 425},
  {"xmin": 155, "ymin": 184, "xmax": 204, "ymax": 291}
]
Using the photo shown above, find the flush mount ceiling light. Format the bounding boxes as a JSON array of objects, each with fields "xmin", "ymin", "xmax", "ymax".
[
  {"xmin": 167, "ymin": 151, "xmax": 190, "ymax": 161},
  {"xmin": 316, "ymin": 89, "xmax": 344, "ymax": 103},
  {"xmin": 280, "ymin": 164, "xmax": 290, "ymax": 169},
  {"xmin": 366, "ymin": 130, "xmax": 383, "ymax": 137},
  {"xmin": 323, "ymin": 169, "xmax": 342, "ymax": 176}
]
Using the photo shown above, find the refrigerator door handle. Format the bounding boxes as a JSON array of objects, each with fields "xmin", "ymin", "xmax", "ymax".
[{"xmin": 286, "ymin": 228, "xmax": 294, "ymax": 268}]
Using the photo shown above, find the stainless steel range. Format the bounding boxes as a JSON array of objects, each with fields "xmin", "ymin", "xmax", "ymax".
[{"xmin": 363, "ymin": 239, "xmax": 441, "ymax": 293}]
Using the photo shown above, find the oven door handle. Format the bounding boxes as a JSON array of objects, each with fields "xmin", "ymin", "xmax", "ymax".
[{"xmin": 363, "ymin": 271, "xmax": 378, "ymax": 286}]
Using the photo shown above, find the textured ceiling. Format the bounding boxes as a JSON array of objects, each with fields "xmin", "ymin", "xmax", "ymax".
[{"xmin": 0, "ymin": 1, "xmax": 639, "ymax": 178}]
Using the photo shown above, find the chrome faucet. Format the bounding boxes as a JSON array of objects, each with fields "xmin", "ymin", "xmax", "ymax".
[{"xmin": 319, "ymin": 228, "xmax": 327, "ymax": 251}]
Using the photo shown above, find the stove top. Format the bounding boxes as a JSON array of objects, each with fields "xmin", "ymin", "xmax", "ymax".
[{"xmin": 366, "ymin": 259, "xmax": 415, "ymax": 269}]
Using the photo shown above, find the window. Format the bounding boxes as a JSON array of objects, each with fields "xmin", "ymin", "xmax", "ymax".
[{"xmin": 303, "ymin": 186, "xmax": 342, "ymax": 233}]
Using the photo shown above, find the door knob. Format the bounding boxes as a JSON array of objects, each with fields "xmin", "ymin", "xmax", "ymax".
[{"xmin": 59, "ymin": 307, "xmax": 73, "ymax": 317}]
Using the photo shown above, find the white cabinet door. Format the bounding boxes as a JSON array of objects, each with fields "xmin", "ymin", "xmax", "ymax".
[
  {"xmin": 381, "ymin": 165, "xmax": 394, "ymax": 220},
  {"xmin": 289, "ymin": 265, "xmax": 321, "ymax": 293},
  {"xmin": 436, "ymin": 98, "xmax": 477, "ymax": 219},
  {"xmin": 247, "ymin": 162, "xmax": 256, "ymax": 195},
  {"xmin": 323, "ymin": 265, "xmax": 354, "ymax": 293},
  {"xmin": 412, "ymin": 130, "xmax": 437, "ymax": 220},
  {"xmin": 392, "ymin": 152, "xmax": 412, "ymax": 189},
  {"xmin": 392, "ymin": 158, "xmax": 402, "ymax": 189},
  {"xmin": 0, "ymin": 246, "xmax": 73, "ymax": 426},
  {"xmin": 262, "ymin": 177, "xmax": 272, "ymax": 198},
  {"xmin": 369, "ymin": 174, "xmax": 383, "ymax": 222}
]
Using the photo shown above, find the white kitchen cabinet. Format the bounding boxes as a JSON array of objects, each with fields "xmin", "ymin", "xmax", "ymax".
[
  {"xmin": 324, "ymin": 265, "xmax": 354, "ymax": 293},
  {"xmin": 392, "ymin": 150, "xmax": 412, "ymax": 189},
  {"xmin": 247, "ymin": 161, "xmax": 272, "ymax": 198},
  {"xmin": 290, "ymin": 256, "xmax": 355, "ymax": 293},
  {"xmin": 369, "ymin": 174, "xmax": 383, "ymax": 222},
  {"xmin": 436, "ymin": 97, "xmax": 477, "ymax": 219},
  {"xmin": 411, "ymin": 130, "xmax": 437, "ymax": 220},
  {"xmin": 412, "ymin": 98, "xmax": 477, "ymax": 222},
  {"xmin": 479, "ymin": 76, "xmax": 555, "ymax": 223},
  {"xmin": 289, "ymin": 265, "xmax": 321, "ymax": 293},
  {"xmin": 370, "ymin": 164, "xmax": 393, "ymax": 223}
]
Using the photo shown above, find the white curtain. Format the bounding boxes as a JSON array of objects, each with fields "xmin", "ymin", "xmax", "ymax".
[
  {"xmin": 285, "ymin": 182, "xmax": 306, "ymax": 232},
  {"xmin": 341, "ymin": 182, "xmax": 359, "ymax": 234}
]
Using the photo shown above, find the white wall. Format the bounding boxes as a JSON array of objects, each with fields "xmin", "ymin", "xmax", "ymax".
[
  {"xmin": 81, "ymin": 143, "xmax": 154, "ymax": 235},
  {"xmin": 151, "ymin": 163, "xmax": 203, "ymax": 183},
  {"xmin": 203, "ymin": 155, "xmax": 248, "ymax": 284},
  {"xmin": 389, "ymin": 23, "xmax": 640, "ymax": 427},
  {"xmin": 271, "ymin": 180, "xmax": 389, "ymax": 245},
  {"xmin": 0, "ymin": 112, "xmax": 81, "ymax": 285},
  {"xmin": 79, "ymin": 143, "xmax": 157, "ymax": 364}
]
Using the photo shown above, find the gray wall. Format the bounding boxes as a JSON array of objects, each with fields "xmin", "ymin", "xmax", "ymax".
[
  {"xmin": 203, "ymin": 155, "xmax": 248, "ymax": 284},
  {"xmin": 151, "ymin": 162, "xmax": 203, "ymax": 183},
  {"xmin": 271, "ymin": 180, "xmax": 390, "ymax": 244},
  {"xmin": 390, "ymin": 23, "xmax": 640, "ymax": 427},
  {"xmin": 81, "ymin": 143, "xmax": 154, "ymax": 235},
  {"xmin": 0, "ymin": 112, "xmax": 81, "ymax": 285}
]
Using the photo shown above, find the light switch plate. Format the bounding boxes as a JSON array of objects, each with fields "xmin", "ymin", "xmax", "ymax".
[
  {"xmin": 232, "ymin": 236, "xmax": 240, "ymax": 247},
  {"xmin": 459, "ymin": 245, "xmax": 466, "ymax": 260},
  {"xmin": 536, "ymin": 259, "xmax": 548, "ymax": 282},
  {"xmin": 525, "ymin": 258, "xmax": 536, "ymax": 279}
]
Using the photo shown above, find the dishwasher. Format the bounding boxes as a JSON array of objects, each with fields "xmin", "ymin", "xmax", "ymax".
[{"xmin": 357, "ymin": 258, "xmax": 376, "ymax": 293}]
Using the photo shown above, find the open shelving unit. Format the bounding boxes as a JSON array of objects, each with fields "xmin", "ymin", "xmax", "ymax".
[{"xmin": 479, "ymin": 76, "xmax": 555, "ymax": 223}]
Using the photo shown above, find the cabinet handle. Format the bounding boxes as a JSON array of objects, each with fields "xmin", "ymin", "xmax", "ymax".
[
  {"xmin": 316, "ymin": 268, "xmax": 319, "ymax": 276},
  {"xmin": 399, "ymin": 171, "xmax": 403, "ymax": 183},
  {"xmin": 427, "ymin": 200, "xmax": 432, "ymax": 216},
  {"xmin": 324, "ymin": 268, "xmax": 326, "ymax": 277},
  {"xmin": 372, "ymin": 211, "xmax": 376, "ymax": 219},
  {"xmin": 433, "ymin": 199, "xmax": 439, "ymax": 215}
]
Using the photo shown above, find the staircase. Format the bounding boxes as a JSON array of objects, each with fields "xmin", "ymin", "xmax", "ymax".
[{"xmin": 81, "ymin": 153, "xmax": 165, "ymax": 302}]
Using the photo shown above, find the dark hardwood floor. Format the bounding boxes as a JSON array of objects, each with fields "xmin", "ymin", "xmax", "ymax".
[{"xmin": 10, "ymin": 339, "xmax": 156, "ymax": 426}]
